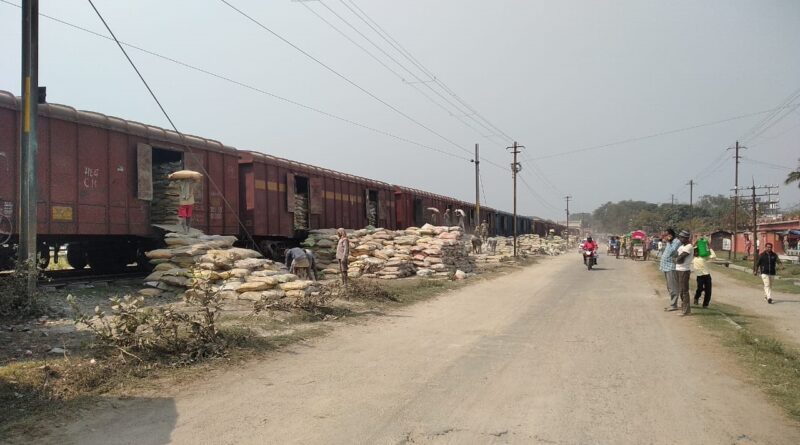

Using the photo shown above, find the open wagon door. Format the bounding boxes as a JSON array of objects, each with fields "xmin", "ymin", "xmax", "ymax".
[{"xmin": 136, "ymin": 143, "xmax": 153, "ymax": 201}]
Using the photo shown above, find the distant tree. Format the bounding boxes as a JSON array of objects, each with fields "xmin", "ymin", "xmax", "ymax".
[
  {"xmin": 786, "ymin": 169, "xmax": 800, "ymax": 189},
  {"xmin": 570, "ymin": 212, "xmax": 593, "ymax": 228}
]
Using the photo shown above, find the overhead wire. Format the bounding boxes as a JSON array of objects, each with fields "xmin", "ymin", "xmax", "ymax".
[
  {"xmin": 0, "ymin": 0, "xmax": 471, "ymax": 162},
  {"xmin": 529, "ymin": 106, "xmax": 798, "ymax": 161},
  {"xmin": 748, "ymin": 117, "xmax": 800, "ymax": 146},
  {"xmin": 299, "ymin": 0, "xmax": 498, "ymax": 155},
  {"xmin": 740, "ymin": 157, "xmax": 795, "ymax": 171},
  {"xmin": 739, "ymin": 86, "xmax": 800, "ymax": 143},
  {"xmin": 518, "ymin": 173, "xmax": 561, "ymax": 214},
  {"xmin": 218, "ymin": 0, "xmax": 475, "ymax": 158},
  {"xmin": 85, "ymin": 0, "xmax": 264, "ymax": 253},
  {"xmin": 342, "ymin": 0, "xmax": 516, "ymax": 142},
  {"xmin": 479, "ymin": 170, "xmax": 489, "ymax": 208}
]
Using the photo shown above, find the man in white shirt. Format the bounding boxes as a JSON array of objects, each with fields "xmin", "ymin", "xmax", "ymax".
[
  {"xmin": 693, "ymin": 247, "xmax": 716, "ymax": 308},
  {"xmin": 674, "ymin": 230, "xmax": 694, "ymax": 316}
]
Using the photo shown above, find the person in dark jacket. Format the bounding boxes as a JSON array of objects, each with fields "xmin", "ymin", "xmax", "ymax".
[
  {"xmin": 285, "ymin": 247, "xmax": 317, "ymax": 281},
  {"xmin": 753, "ymin": 242, "xmax": 782, "ymax": 304}
]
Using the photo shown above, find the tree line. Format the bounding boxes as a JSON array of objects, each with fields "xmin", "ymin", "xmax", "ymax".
[{"xmin": 583, "ymin": 195, "xmax": 752, "ymax": 235}]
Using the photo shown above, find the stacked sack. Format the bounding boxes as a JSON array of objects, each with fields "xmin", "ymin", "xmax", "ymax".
[
  {"xmin": 302, "ymin": 224, "xmax": 474, "ymax": 280},
  {"xmin": 473, "ymin": 234, "xmax": 568, "ymax": 265},
  {"xmin": 141, "ymin": 232, "xmax": 317, "ymax": 302},
  {"xmin": 150, "ymin": 161, "xmax": 182, "ymax": 225},
  {"xmin": 293, "ymin": 193, "xmax": 309, "ymax": 230}
]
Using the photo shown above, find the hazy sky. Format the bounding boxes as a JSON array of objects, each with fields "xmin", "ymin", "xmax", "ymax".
[{"xmin": 1, "ymin": 0, "xmax": 798, "ymax": 221}]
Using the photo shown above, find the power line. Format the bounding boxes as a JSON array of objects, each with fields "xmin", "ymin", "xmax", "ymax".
[
  {"xmin": 741, "ymin": 157, "xmax": 795, "ymax": 171},
  {"xmin": 479, "ymin": 170, "xmax": 489, "ymax": 208},
  {"xmin": 317, "ymin": 0, "xmax": 510, "ymax": 145},
  {"xmin": 518, "ymin": 172, "xmax": 560, "ymax": 213},
  {"xmin": 530, "ymin": 106, "xmax": 797, "ymax": 161},
  {"xmin": 0, "ymin": 0, "xmax": 471, "ymax": 162},
  {"xmin": 740, "ymin": 86, "xmax": 800, "ymax": 143},
  {"xmin": 218, "ymin": 0, "xmax": 475, "ymax": 157},
  {"xmin": 85, "ymin": 0, "xmax": 262, "ymax": 253},
  {"xmin": 342, "ymin": 0, "xmax": 516, "ymax": 142},
  {"xmin": 299, "ymin": 0, "xmax": 500, "ymax": 154},
  {"xmin": 519, "ymin": 152, "xmax": 564, "ymax": 195}
]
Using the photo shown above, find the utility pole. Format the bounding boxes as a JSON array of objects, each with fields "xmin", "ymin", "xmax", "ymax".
[
  {"xmin": 564, "ymin": 195, "xmax": 572, "ymax": 247},
  {"xmin": 671, "ymin": 194, "xmax": 675, "ymax": 206},
  {"xmin": 687, "ymin": 179, "xmax": 695, "ymax": 229},
  {"xmin": 751, "ymin": 180, "xmax": 758, "ymax": 273},
  {"xmin": 730, "ymin": 182, "xmax": 778, "ymax": 271},
  {"xmin": 19, "ymin": 0, "xmax": 39, "ymax": 295},
  {"xmin": 728, "ymin": 141, "xmax": 745, "ymax": 260},
  {"xmin": 471, "ymin": 143, "xmax": 480, "ymax": 228},
  {"xmin": 506, "ymin": 141, "xmax": 523, "ymax": 258}
]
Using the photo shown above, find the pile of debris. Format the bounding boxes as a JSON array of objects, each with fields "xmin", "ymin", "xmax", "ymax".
[
  {"xmin": 141, "ymin": 232, "xmax": 317, "ymax": 302},
  {"xmin": 302, "ymin": 224, "xmax": 474, "ymax": 279}
]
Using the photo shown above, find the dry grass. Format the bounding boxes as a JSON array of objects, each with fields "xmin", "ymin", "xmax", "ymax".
[{"xmin": 693, "ymin": 302, "xmax": 800, "ymax": 420}]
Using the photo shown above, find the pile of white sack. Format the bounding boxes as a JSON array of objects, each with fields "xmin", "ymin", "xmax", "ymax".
[
  {"xmin": 141, "ymin": 232, "xmax": 317, "ymax": 302},
  {"xmin": 473, "ymin": 234, "xmax": 569, "ymax": 264},
  {"xmin": 302, "ymin": 224, "xmax": 475, "ymax": 280}
]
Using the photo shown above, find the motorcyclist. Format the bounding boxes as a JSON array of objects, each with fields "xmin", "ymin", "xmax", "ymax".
[{"xmin": 583, "ymin": 236, "xmax": 599, "ymax": 265}]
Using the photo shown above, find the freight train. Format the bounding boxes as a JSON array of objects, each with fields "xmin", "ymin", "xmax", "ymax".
[{"xmin": 0, "ymin": 91, "xmax": 564, "ymax": 272}]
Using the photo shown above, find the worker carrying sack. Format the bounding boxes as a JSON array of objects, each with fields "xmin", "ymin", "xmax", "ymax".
[{"xmin": 696, "ymin": 237, "xmax": 710, "ymax": 257}]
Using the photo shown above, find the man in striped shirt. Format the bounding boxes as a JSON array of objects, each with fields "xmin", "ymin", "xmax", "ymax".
[{"xmin": 659, "ymin": 228, "xmax": 682, "ymax": 311}]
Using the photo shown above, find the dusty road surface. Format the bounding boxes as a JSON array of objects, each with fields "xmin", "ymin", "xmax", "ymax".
[{"xmin": 40, "ymin": 254, "xmax": 800, "ymax": 445}]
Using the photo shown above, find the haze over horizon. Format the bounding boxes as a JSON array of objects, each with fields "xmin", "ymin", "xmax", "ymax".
[{"xmin": 1, "ymin": 0, "xmax": 798, "ymax": 221}]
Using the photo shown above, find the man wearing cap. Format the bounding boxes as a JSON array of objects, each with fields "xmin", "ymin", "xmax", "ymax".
[
  {"xmin": 660, "ymin": 228, "xmax": 681, "ymax": 311},
  {"xmin": 674, "ymin": 230, "xmax": 694, "ymax": 316}
]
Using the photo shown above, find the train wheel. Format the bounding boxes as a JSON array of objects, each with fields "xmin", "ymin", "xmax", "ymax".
[
  {"xmin": 0, "ymin": 215, "xmax": 11, "ymax": 245},
  {"xmin": 37, "ymin": 244, "xmax": 51, "ymax": 270},
  {"xmin": 66, "ymin": 243, "xmax": 88, "ymax": 270},
  {"xmin": 136, "ymin": 248, "xmax": 154, "ymax": 272},
  {"xmin": 87, "ymin": 246, "xmax": 128, "ymax": 274}
]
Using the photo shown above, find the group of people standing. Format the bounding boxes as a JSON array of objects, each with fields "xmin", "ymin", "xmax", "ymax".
[
  {"xmin": 659, "ymin": 228, "xmax": 784, "ymax": 314},
  {"xmin": 659, "ymin": 229, "xmax": 697, "ymax": 315}
]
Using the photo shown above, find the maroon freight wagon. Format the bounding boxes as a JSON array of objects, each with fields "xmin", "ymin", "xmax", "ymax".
[
  {"xmin": 394, "ymin": 185, "xmax": 479, "ymax": 231},
  {"xmin": 0, "ymin": 91, "xmax": 239, "ymax": 271},
  {"xmin": 238, "ymin": 151, "xmax": 396, "ymax": 256}
]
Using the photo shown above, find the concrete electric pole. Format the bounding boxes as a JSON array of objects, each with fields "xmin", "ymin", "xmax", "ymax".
[
  {"xmin": 564, "ymin": 195, "xmax": 572, "ymax": 246},
  {"xmin": 471, "ymin": 143, "xmax": 480, "ymax": 227},
  {"xmin": 19, "ymin": 0, "xmax": 39, "ymax": 295},
  {"xmin": 507, "ymin": 142, "xmax": 523, "ymax": 258}
]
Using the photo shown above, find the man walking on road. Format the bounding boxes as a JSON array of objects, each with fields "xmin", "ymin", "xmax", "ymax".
[
  {"xmin": 660, "ymin": 229, "xmax": 681, "ymax": 311},
  {"xmin": 675, "ymin": 230, "xmax": 694, "ymax": 316},
  {"xmin": 693, "ymin": 246, "xmax": 716, "ymax": 308},
  {"xmin": 754, "ymin": 242, "xmax": 782, "ymax": 304}
]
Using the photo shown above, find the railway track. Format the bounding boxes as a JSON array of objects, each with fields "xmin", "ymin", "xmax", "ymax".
[{"xmin": 1, "ymin": 267, "xmax": 145, "ymax": 289}]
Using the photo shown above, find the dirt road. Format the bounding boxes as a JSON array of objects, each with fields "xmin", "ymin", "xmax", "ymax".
[{"xmin": 45, "ymin": 254, "xmax": 800, "ymax": 444}]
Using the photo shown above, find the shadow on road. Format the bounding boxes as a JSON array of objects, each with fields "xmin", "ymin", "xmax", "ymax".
[{"xmin": 48, "ymin": 397, "xmax": 178, "ymax": 445}]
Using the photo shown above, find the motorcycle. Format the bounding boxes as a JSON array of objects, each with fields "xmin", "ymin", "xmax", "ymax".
[{"xmin": 583, "ymin": 249, "xmax": 597, "ymax": 270}]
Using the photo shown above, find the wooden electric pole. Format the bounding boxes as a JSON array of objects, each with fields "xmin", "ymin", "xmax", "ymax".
[{"xmin": 506, "ymin": 142, "xmax": 523, "ymax": 258}]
